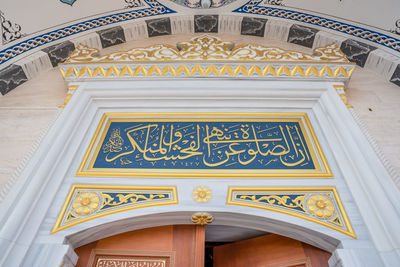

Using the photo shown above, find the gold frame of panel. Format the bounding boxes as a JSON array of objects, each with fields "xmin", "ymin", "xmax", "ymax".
[{"xmin": 77, "ymin": 113, "xmax": 332, "ymax": 178}]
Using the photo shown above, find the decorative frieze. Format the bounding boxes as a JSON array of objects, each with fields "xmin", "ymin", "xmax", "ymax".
[
  {"xmin": 52, "ymin": 185, "xmax": 178, "ymax": 233},
  {"xmin": 227, "ymin": 187, "xmax": 356, "ymax": 238}
]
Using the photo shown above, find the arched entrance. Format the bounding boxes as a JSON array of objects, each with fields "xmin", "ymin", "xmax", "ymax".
[{"xmin": 74, "ymin": 224, "xmax": 331, "ymax": 267}]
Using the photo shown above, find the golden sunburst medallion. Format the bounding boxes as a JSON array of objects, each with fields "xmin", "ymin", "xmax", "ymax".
[{"xmin": 193, "ymin": 186, "xmax": 212, "ymax": 203}]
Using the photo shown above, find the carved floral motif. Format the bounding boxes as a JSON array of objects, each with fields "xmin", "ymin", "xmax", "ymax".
[
  {"xmin": 64, "ymin": 35, "xmax": 350, "ymax": 63},
  {"xmin": 228, "ymin": 187, "xmax": 355, "ymax": 238},
  {"xmin": 52, "ymin": 186, "xmax": 177, "ymax": 233},
  {"xmin": 191, "ymin": 212, "xmax": 213, "ymax": 225},
  {"xmin": 193, "ymin": 186, "xmax": 212, "ymax": 203}
]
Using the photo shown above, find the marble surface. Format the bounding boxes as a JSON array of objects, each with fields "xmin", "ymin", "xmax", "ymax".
[
  {"xmin": 287, "ymin": 24, "xmax": 319, "ymax": 48},
  {"xmin": 194, "ymin": 15, "xmax": 219, "ymax": 33},
  {"xmin": 340, "ymin": 39, "xmax": 378, "ymax": 67},
  {"xmin": 241, "ymin": 17, "xmax": 267, "ymax": 37},
  {"xmin": 146, "ymin": 18, "xmax": 172, "ymax": 37},
  {"xmin": 96, "ymin": 26, "xmax": 126, "ymax": 48},
  {"xmin": 41, "ymin": 41, "xmax": 76, "ymax": 67},
  {"xmin": 390, "ymin": 64, "xmax": 400, "ymax": 86},
  {"xmin": 0, "ymin": 64, "xmax": 28, "ymax": 95}
]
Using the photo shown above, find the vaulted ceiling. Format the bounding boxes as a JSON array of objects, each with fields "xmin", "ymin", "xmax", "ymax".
[{"xmin": 1, "ymin": 0, "xmax": 400, "ymax": 94}]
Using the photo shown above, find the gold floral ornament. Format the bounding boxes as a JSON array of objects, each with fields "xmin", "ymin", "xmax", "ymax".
[
  {"xmin": 305, "ymin": 194, "xmax": 336, "ymax": 220},
  {"xmin": 191, "ymin": 212, "xmax": 213, "ymax": 225},
  {"xmin": 63, "ymin": 35, "xmax": 350, "ymax": 64},
  {"xmin": 71, "ymin": 191, "xmax": 101, "ymax": 216},
  {"xmin": 193, "ymin": 186, "xmax": 212, "ymax": 203},
  {"xmin": 52, "ymin": 185, "xmax": 178, "ymax": 234},
  {"xmin": 227, "ymin": 187, "xmax": 355, "ymax": 238}
]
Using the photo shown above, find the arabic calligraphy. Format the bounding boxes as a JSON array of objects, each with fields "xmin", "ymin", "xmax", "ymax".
[
  {"xmin": 93, "ymin": 120, "xmax": 315, "ymax": 170},
  {"xmin": 96, "ymin": 257, "xmax": 167, "ymax": 267}
]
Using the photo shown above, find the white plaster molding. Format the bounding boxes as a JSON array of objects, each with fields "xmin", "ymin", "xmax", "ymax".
[
  {"xmin": 218, "ymin": 14, "xmax": 243, "ymax": 35},
  {"xmin": 1, "ymin": 79, "xmax": 399, "ymax": 266},
  {"xmin": 121, "ymin": 20, "xmax": 149, "ymax": 42},
  {"xmin": 0, "ymin": 109, "xmax": 62, "ymax": 203},
  {"xmin": 264, "ymin": 19, "xmax": 293, "ymax": 42},
  {"xmin": 70, "ymin": 32, "xmax": 103, "ymax": 50},
  {"xmin": 348, "ymin": 109, "xmax": 400, "ymax": 189},
  {"xmin": 312, "ymin": 31, "xmax": 347, "ymax": 50},
  {"xmin": 14, "ymin": 51, "xmax": 53, "ymax": 80},
  {"xmin": 364, "ymin": 49, "xmax": 400, "ymax": 81},
  {"xmin": 313, "ymin": 88, "xmax": 400, "ymax": 264},
  {"xmin": 170, "ymin": 15, "xmax": 195, "ymax": 35},
  {"xmin": 0, "ymin": 89, "xmax": 94, "ymax": 266}
]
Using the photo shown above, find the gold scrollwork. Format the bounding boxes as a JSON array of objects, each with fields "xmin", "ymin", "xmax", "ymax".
[
  {"xmin": 227, "ymin": 187, "xmax": 356, "ymax": 238},
  {"xmin": 64, "ymin": 35, "xmax": 350, "ymax": 63},
  {"xmin": 52, "ymin": 185, "xmax": 178, "ymax": 234}
]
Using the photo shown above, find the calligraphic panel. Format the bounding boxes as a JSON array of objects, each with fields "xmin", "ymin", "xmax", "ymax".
[
  {"xmin": 95, "ymin": 256, "xmax": 168, "ymax": 267},
  {"xmin": 78, "ymin": 113, "xmax": 331, "ymax": 178}
]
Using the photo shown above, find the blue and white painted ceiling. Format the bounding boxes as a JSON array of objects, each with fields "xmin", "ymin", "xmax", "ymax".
[{"xmin": 1, "ymin": 0, "xmax": 400, "ymax": 94}]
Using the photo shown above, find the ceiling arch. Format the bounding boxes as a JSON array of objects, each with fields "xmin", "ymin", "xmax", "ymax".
[{"xmin": 1, "ymin": 1, "xmax": 400, "ymax": 94}]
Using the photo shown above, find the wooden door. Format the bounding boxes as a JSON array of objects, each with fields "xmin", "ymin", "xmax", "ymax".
[
  {"xmin": 213, "ymin": 234, "xmax": 331, "ymax": 267},
  {"xmin": 74, "ymin": 225, "xmax": 205, "ymax": 267}
]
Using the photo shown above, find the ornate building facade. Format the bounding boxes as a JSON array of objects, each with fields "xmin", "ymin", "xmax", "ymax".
[{"xmin": 0, "ymin": 0, "xmax": 400, "ymax": 266}]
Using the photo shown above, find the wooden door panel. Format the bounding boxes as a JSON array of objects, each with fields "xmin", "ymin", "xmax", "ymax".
[
  {"xmin": 74, "ymin": 225, "xmax": 205, "ymax": 267},
  {"xmin": 214, "ymin": 234, "xmax": 330, "ymax": 267}
]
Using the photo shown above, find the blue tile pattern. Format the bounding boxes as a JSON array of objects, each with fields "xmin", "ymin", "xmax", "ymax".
[
  {"xmin": 0, "ymin": 0, "xmax": 175, "ymax": 65},
  {"xmin": 233, "ymin": 0, "xmax": 400, "ymax": 54}
]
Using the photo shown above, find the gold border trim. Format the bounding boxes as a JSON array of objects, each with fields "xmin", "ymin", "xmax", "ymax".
[
  {"xmin": 226, "ymin": 186, "xmax": 356, "ymax": 239},
  {"xmin": 76, "ymin": 113, "xmax": 332, "ymax": 178},
  {"xmin": 51, "ymin": 185, "xmax": 178, "ymax": 234},
  {"xmin": 60, "ymin": 64, "xmax": 355, "ymax": 79}
]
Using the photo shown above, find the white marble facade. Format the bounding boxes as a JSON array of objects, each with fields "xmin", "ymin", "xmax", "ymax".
[
  {"xmin": 0, "ymin": 72, "xmax": 400, "ymax": 266},
  {"xmin": 0, "ymin": 33, "xmax": 400, "ymax": 267}
]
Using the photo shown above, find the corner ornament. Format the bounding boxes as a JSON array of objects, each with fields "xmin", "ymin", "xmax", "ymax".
[
  {"xmin": 227, "ymin": 187, "xmax": 356, "ymax": 238},
  {"xmin": 52, "ymin": 185, "xmax": 178, "ymax": 234}
]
